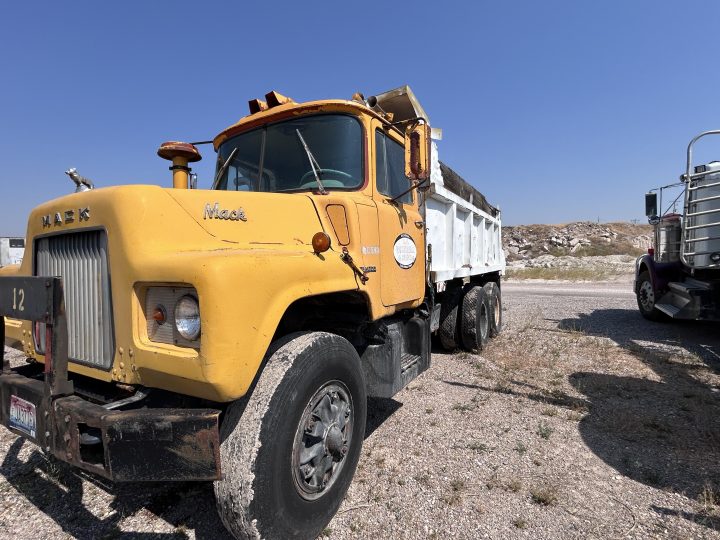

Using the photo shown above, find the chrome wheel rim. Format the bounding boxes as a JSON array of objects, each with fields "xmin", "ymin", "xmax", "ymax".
[
  {"xmin": 479, "ymin": 301, "xmax": 489, "ymax": 340},
  {"xmin": 292, "ymin": 381, "xmax": 353, "ymax": 500},
  {"xmin": 639, "ymin": 280, "xmax": 655, "ymax": 311}
]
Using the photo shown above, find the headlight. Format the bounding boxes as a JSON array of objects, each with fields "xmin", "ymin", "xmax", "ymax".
[{"xmin": 174, "ymin": 295, "xmax": 201, "ymax": 341}]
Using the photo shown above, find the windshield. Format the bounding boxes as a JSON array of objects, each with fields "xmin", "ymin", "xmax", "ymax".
[{"xmin": 214, "ymin": 114, "xmax": 363, "ymax": 192}]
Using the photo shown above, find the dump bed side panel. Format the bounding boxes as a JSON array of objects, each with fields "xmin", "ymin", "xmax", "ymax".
[{"xmin": 425, "ymin": 144, "xmax": 504, "ymax": 283}]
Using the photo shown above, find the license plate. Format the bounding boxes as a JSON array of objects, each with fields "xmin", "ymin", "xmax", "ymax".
[{"xmin": 9, "ymin": 395, "xmax": 37, "ymax": 438}]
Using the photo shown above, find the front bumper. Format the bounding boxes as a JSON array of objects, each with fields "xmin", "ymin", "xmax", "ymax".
[{"xmin": 0, "ymin": 276, "xmax": 221, "ymax": 482}]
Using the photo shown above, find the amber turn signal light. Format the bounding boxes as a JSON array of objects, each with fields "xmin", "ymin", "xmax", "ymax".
[
  {"xmin": 153, "ymin": 305, "xmax": 167, "ymax": 325},
  {"xmin": 312, "ymin": 232, "xmax": 331, "ymax": 253}
]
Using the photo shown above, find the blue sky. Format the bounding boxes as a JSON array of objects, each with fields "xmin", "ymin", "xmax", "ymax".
[{"xmin": 2, "ymin": 1, "xmax": 720, "ymax": 235}]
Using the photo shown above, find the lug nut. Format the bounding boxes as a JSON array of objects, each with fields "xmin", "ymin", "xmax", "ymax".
[
  {"xmin": 64, "ymin": 415, "xmax": 70, "ymax": 423},
  {"xmin": 63, "ymin": 433, "xmax": 71, "ymax": 442}
]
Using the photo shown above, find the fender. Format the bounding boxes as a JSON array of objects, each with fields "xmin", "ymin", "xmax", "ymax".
[{"xmin": 634, "ymin": 254, "xmax": 683, "ymax": 294}]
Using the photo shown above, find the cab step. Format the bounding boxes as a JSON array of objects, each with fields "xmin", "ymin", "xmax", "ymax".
[
  {"xmin": 654, "ymin": 303, "xmax": 682, "ymax": 317},
  {"xmin": 400, "ymin": 353, "xmax": 420, "ymax": 372},
  {"xmin": 656, "ymin": 278, "xmax": 716, "ymax": 319}
]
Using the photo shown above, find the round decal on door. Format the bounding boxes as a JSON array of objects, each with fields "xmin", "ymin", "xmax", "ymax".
[{"xmin": 393, "ymin": 234, "xmax": 417, "ymax": 269}]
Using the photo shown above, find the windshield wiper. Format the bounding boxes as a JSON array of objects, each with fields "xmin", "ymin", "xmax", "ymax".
[
  {"xmin": 295, "ymin": 129, "xmax": 327, "ymax": 195},
  {"xmin": 212, "ymin": 147, "xmax": 239, "ymax": 189}
]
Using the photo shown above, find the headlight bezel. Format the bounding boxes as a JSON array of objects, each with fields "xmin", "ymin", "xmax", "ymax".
[{"xmin": 144, "ymin": 286, "xmax": 201, "ymax": 348}]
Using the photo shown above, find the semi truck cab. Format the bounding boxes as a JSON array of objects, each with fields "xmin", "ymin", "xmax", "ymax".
[{"xmin": 636, "ymin": 130, "xmax": 720, "ymax": 321}]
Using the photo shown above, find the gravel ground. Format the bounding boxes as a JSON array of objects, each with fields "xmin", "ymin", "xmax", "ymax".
[{"xmin": 1, "ymin": 277, "xmax": 720, "ymax": 539}]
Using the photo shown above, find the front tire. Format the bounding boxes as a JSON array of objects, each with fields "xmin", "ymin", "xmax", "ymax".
[
  {"xmin": 215, "ymin": 332, "xmax": 367, "ymax": 540},
  {"xmin": 636, "ymin": 271, "xmax": 665, "ymax": 321}
]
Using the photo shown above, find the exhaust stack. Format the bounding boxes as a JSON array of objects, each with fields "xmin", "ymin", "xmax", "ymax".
[{"xmin": 157, "ymin": 141, "xmax": 202, "ymax": 189}]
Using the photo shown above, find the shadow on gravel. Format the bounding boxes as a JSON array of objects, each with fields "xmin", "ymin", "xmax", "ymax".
[
  {"xmin": 365, "ymin": 397, "xmax": 403, "ymax": 439},
  {"xmin": 0, "ymin": 437, "xmax": 232, "ymax": 539},
  {"xmin": 441, "ymin": 379, "xmax": 590, "ymax": 411},
  {"xmin": 559, "ymin": 308, "xmax": 720, "ymax": 531},
  {"xmin": 0, "ymin": 397, "xmax": 402, "ymax": 539}
]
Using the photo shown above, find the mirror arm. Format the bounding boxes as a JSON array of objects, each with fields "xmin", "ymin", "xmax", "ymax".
[
  {"xmin": 389, "ymin": 177, "xmax": 430, "ymax": 204},
  {"xmin": 387, "ymin": 116, "xmax": 428, "ymax": 129}
]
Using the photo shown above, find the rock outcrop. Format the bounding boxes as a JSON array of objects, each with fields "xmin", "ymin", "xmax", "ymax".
[{"xmin": 502, "ymin": 222, "xmax": 652, "ymax": 261}]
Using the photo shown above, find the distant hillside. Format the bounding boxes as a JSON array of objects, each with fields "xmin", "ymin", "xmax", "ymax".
[{"xmin": 502, "ymin": 222, "xmax": 652, "ymax": 261}]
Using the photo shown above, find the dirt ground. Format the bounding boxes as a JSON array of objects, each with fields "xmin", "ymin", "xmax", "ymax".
[{"xmin": 1, "ymin": 278, "xmax": 720, "ymax": 539}]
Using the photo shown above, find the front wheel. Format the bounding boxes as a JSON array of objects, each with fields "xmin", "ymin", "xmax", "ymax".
[
  {"xmin": 636, "ymin": 271, "xmax": 665, "ymax": 321},
  {"xmin": 215, "ymin": 332, "xmax": 367, "ymax": 540}
]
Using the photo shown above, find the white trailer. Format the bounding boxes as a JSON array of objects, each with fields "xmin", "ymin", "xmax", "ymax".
[{"xmin": 0, "ymin": 238, "xmax": 24, "ymax": 266}]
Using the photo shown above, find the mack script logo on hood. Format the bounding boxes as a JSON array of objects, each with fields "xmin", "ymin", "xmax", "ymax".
[
  {"xmin": 42, "ymin": 207, "xmax": 90, "ymax": 227},
  {"xmin": 203, "ymin": 202, "xmax": 247, "ymax": 222}
]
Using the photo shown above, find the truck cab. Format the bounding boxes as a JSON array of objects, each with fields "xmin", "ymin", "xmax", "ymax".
[
  {"xmin": 635, "ymin": 130, "xmax": 720, "ymax": 321},
  {"xmin": 0, "ymin": 86, "xmax": 504, "ymax": 540}
]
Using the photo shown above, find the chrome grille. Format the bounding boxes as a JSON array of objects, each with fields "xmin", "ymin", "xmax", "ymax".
[{"xmin": 35, "ymin": 230, "xmax": 114, "ymax": 369}]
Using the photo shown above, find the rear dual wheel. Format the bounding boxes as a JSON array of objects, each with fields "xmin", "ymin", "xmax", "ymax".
[
  {"xmin": 438, "ymin": 282, "xmax": 502, "ymax": 352},
  {"xmin": 438, "ymin": 287, "xmax": 463, "ymax": 350},
  {"xmin": 483, "ymin": 282, "xmax": 502, "ymax": 337},
  {"xmin": 460, "ymin": 285, "xmax": 490, "ymax": 352}
]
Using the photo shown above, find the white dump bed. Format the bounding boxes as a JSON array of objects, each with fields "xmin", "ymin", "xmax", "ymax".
[{"xmin": 425, "ymin": 144, "xmax": 505, "ymax": 283}]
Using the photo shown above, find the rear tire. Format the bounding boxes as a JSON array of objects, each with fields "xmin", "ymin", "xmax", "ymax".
[
  {"xmin": 460, "ymin": 285, "xmax": 490, "ymax": 352},
  {"xmin": 214, "ymin": 332, "xmax": 367, "ymax": 540},
  {"xmin": 483, "ymin": 282, "xmax": 502, "ymax": 337},
  {"xmin": 636, "ymin": 271, "xmax": 665, "ymax": 321},
  {"xmin": 439, "ymin": 287, "xmax": 463, "ymax": 351}
]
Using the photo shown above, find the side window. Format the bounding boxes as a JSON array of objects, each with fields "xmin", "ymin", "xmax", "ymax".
[{"xmin": 375, "ymin": 130, "xmax": 413, "ymax": 205}]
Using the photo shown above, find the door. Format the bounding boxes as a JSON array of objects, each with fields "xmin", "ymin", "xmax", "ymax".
[{"xmin": 373, "ymin": 126, "xmax": 426, "ymax": 307}]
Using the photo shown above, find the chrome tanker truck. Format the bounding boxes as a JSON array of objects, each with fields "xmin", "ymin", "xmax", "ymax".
[{"xmin": 636, "ymin": 131, "xmax": 720, "ymax": 321}]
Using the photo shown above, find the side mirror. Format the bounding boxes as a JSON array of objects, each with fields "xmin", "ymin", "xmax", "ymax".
[
  {"xmin": 645, "ymin": 192, "xmax": 658, "ymax": 219},
  {"xmin": 405, "ymin": 123, "xmax": 431, "ymax": 181}
]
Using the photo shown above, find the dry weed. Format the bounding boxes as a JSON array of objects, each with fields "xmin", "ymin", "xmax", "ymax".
[{"xmin": 530, "ymin": 485, "xmax": 559, "ymax": 506}]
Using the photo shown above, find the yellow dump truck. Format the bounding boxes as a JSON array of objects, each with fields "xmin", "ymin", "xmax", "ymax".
[{"xmin": 0, "ymin": 86, "xmax": 504, "ymax": 539}]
